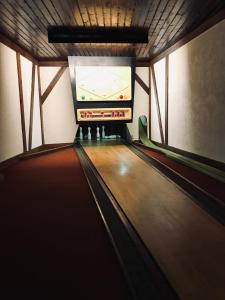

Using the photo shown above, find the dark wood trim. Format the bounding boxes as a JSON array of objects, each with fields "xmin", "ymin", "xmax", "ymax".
[
  {"xmin": 165, "ymin": 56, "xmax": 169, "ymax": 145},
  {"xmin": 38, "ymin": 60, "xmax": 151, "ymax": 68},
  {"xmin": 37, "ymin": 66, "xmax": 45, "ymax": 145},
  {"xmin": 16, "ymin": 52, "xmax": 27, "ymax": 152},
  {"xmin": 151, "ymin": 65, "xmax": 165, "ymax": 144},
  {"xmin": 150, "ymin": 7, "xmax": 225, "ymax": 65},
  {"xmin": 0, "ymin": 32, "xmax": 38, "ymax": 64},
  {"xmin": 38, "ymin": 60, "xmax": 68, "ymax": 67},
  {"xmin": 149, "ymin": 66, "xmax": 151, "ymax": 139},
  {"xmin": 151, "ymin": 140, "xmax": 225, "ymax": 172},
  {"xmin": 21, "ymin": 143, "xmax": 72, "ymax": 160},
  {"xmin": 41, "ymin": 66, "xmax": 67, "ymax": 104},
  {"xmin": 135, "ymin": 73, "xmax": 150, "ymax": 95},
  {"xmin": 0, "ymin": 155, "xmax": 21, "ymax": 172},
  {"xmin": 28, "ymin": 63, "xmax": 36, "ymax": 150},
  {"xmin": 135, "ymin": 61, "xmax": 150, "ymax": 67}
]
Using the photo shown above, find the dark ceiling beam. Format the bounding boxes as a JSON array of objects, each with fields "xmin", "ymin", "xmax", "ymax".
[{"xmin": 48, "ymin": 26, "xmax": 148, "ymax": 43}]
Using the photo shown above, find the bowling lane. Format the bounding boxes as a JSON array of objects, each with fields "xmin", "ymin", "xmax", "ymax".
[{"xmin": 82, "ymin": 141, "xmax": 225, "ymax": 300}]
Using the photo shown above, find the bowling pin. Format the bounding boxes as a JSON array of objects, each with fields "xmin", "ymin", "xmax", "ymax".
[
  {"xmin": 102, "ymin": 126, "xmax": 105, "ymax": 139},
  {"xmin": 79, "ymin": 126, "xmax": 83, "ymax": 140},
  {"xmin": 88, "ymin": 127, "xmax": 91, "ymax": 140},
  {"xmin": 96, "ymin": 126, "xmax": 100, "ymax": 140}
]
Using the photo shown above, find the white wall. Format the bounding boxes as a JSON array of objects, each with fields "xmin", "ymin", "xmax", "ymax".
[
  {"xmin": 127, "ymin": 67, "xmax": 149, "ymax": 140},
  {"xmin": 168, "ymin": 19, "xmax": 225, "ymax": 162},
  {"xmin": 41, "ymin": 67, "xmax": 77, "ymax": 144},
  {"xmin": 0, "ymin": 43, "xmax": 23, "ymax": 162}
]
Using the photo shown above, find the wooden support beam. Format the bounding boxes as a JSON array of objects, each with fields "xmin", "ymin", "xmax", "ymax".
[
  {"xmin": 41, "ymin": 67, "xmax": 67, "ymax": 104},
  {"xmin": 28, "ymin": 63, "xmax": 36, "ymax": 150},
  {"xmin": 149, "ymin": 66, "xmax": 151, "ymax": 139},
  {"xmin": 165, "ymin": 56, "xmax": 169, "ymax": 145},
  {"xmin": 16, "ymin": 53, "xmax": 27, "ymax": 152},
  {"xmin": 37, "ymin": 66, "xmax": 45, "ymax": 145},
  {"xmin": 151, "ymin": 65, "xmax": 165, "ymax": 144},
  {"xmin": 135, "ymin": 73, "xmax": 150, "ymax": 95},
  {"xmin": 38, "ymin": 60, "xmax": 68, "ymax": 67}
]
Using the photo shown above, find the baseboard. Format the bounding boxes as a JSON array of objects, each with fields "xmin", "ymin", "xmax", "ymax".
[
  {"xmin": 135, "ymin": 140, "xmax": 225, "ymax": 172},
  {"xmin": 0, "ymin": 143, "xmax": 73, "ymax": 171}
]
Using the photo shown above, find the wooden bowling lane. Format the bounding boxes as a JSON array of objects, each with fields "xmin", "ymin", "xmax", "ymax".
[{"xmin": 82, "ymin": 142, "xmax": 225, "ymax": 300}]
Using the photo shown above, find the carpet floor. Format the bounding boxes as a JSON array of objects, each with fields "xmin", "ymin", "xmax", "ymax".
[{"xmin": 0, "ymin": 148, "xmax": 130, "ymax": 299}]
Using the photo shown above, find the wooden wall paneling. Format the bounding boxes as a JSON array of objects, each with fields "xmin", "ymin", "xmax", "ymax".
[
  {"xmin": 165, "ymin": 0, "xmax": 223, "ymax": 49},
  {"xmin": 151, "ymin": 6, "xmax": 225, "ymax": 64},
  {"xmin": 41, "ymin": 67, "xmax": 67, "ymax": 104},
  {"xmin": 21, "ymin": 0, "xmax": 67, "ymax": 57},
  {"xmin": 28, "ymin": 64, "xmax": 36, "ymax": 150},
  {"xmin": 16, "ymin": 53, "xmax": 27, "ymax": 152},
  {"xmin": 151, "ymin": 65, "xmax": 165, "ymax": 144},
  {"xmin": 147, "ymin": 0, "xmax": 184, "ymax": 57},
  {"xmin": 37, "ymin": 66, "xmax": 45, "ymax": 145},
  {"xmin": 0, "ymin": 7, "xmax": 49, "ymax": 58},
  {"xmin": 165, "ymin": 56, "xmax": 169, "ymax": 145},
  {"xmin": 155, "ymin": 0, "xmax": 194, "ymax": 52},
  {"xmin": 136, "ymin": 0, "xmax": 161, "ymax": 57},
  {"xmin": 1, "ymin": 0, "xmax": 225, "ymax": 59},
  {"xmin": 0, "ymin": 32, "xmax": 37, "ymax": 64},
  {"xmin": 0, "ymin": 0, "xmax": 59, "ymax": 58},
  {"xmin": 144, "ymin": 0, "xmax": 173, "ymax": 56},
  {"xmin": 135, "ymin": 73, "xmax": 150, "ymax": 95}
]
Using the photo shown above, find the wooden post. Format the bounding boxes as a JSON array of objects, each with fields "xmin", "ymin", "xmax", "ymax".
[
  {"xmin": 16, "ymin": 53, "xmax": 27, "ymax": 152},
  {"xmin": 165, "ymin": 56, "xmax": 169, "ymax": 145},
  {"xmin": 28, "ymin": 63, "xmax": 36, "ymax": 150},
  {"xmin": 151, "ymin": 65, "xmax": 165, "ymax": 144}
]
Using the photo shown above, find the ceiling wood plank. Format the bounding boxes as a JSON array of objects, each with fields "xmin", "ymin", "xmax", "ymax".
[
  {"xmin": 0, "ymin": 32, "xmax": 37, "ymax": 63},
  {"xmin": 0, "ymin": 0, "xmax": 224, "ymax": 59}
]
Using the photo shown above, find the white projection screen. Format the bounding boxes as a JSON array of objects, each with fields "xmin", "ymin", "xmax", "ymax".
[{"xmin": 75, "ymin": 66, "xmax": 131, "ymax": 101}]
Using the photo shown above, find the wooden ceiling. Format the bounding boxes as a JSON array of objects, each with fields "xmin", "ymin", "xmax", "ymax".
[{"xmin": 0, "ymin": 0, "xmax": 225, "ymax": 61}]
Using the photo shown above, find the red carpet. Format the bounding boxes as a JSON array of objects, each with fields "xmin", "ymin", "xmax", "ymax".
[
  {"xmin": 0, "ymin": 148, "xmax": 130, "ymax": 299},
  {"xmin": 134, "ymin": 144, "xmax": 225, "ymax": 204}
]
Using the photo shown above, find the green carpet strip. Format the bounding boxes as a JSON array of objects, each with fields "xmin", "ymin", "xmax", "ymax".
[{"xmin": 138, "ymin": 116, "xmax": 225, "ymax": 183}]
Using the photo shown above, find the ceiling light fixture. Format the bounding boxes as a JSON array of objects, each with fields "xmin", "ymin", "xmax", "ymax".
[{"xmin": 48, "ymin": 26, "xmax": 148, "ymax": 44}]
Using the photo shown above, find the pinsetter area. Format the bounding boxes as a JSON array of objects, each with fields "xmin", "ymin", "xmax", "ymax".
[{"xmin": 0, "ymin": 1, "xmax": 225, "ymax": 299}]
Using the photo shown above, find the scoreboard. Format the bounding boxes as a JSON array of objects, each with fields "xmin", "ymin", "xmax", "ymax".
[
  {"xmin": 68, "ymin": 56, "xmax": 134, "ymax": 124},
  {"xmin": 77, "ymin": 108, "xmax": 132, "ymax": 122}
]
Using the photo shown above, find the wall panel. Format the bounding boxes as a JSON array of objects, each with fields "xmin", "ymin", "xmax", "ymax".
[
  {"xmin": 168, "ymin": 19, "xmax": 225, "ymax": 162},
  {"xmin": 127, "ymin": 67, "xmax": 149, "ymax": 140},
  {"xmin": 0, "ymin": 43, "xmax": 23, "ymax": 162},
  {"xmin": 42, "ymin": 68, "xmax": 77, "ymax": 144}
]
